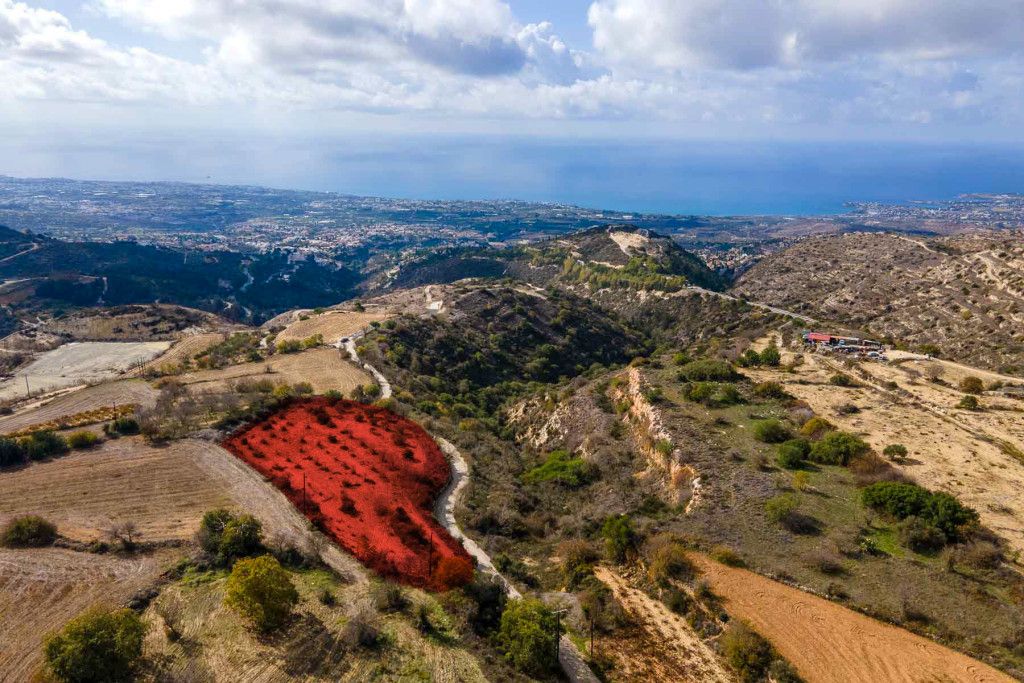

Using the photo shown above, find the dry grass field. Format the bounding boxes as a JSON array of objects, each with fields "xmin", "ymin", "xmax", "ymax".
[
  {"xmin": 0, "ymin": 379, "xmax": 158, "ymax": 435},
  {"xmin": 138, "ymin": 331, "xmax": 225, "ymax": 374},
  {"xmin": 0, "ymin": 547, "xmax": 180, "ymax": 681},
  {"xmin": 745, "ymin": 345, "xmax": 1024, "ymax": 554},
  {"xmin": 690, "ymin": 554, "xmax": 1015, "ymax": 683},
  {"xmin": 0, "ymin": 341, "xmax": 170, "ymax": 402},
  {"xmin": 44, "ymin": 305, "xmax": 224, "ymax": 341},
  {"xmin": 175, "ymin": 347, "xmax": 370, "ymax": 395},
  {"xmin": 274, "ymin": 311, "xmax": 388, "ymax": 344}
]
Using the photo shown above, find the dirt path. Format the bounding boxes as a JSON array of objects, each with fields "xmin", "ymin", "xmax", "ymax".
[
  {"xmin": 690, "ymin": 554, "xmax": 1014, "ymax": 683},
  {"xmin": 594, "ymin": 567, "xmax": 732, "ymax": 682}
]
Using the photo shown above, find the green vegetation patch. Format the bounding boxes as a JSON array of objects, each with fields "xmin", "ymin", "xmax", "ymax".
[{"xmin": 522, "ymin": 449, "xmax": 596, "ymax": 488}]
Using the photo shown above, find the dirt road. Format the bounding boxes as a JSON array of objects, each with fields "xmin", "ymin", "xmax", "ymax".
[{"xmin": 691, "ymin": 554, "xmax": 1014, "ymax": 683}]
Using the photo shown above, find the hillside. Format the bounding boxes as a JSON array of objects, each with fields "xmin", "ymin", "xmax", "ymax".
[{"xmin": 733, "ymin": 231, "xmax": 1024, "ymax": 374}]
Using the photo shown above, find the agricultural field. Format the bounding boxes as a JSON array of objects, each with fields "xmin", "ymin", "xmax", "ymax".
[
  {"xmin": 174, "ymin": 347, "xmax": 369, "ymax": 395},
  {"xmin": 0, "ymin": 379, "xmax": 157, "ymax": 434},
  {"xmin": 0, "ymin": 341, "xmax": 170, "ymax": 401},
  {"xmin": 223, "ymin": 399, "xmax": 472, "ymax": 590},
  {"xmin": 0, "ymin": 547, "xmax": 180, "ymax": 681},
  {"xmin": 272, "ymin": 310, "xmax": 389, "ymax": 344},
  {"xmin": 138, "ymin": 331, "xmax": 226, "ymax": 375},
  {"xmin": 43, "ymin": 305, "xmax": 225, "ymax": 342}
]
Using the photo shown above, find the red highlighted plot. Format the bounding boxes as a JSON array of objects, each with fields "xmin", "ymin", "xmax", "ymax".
[{"xmin": 223, "ymin": 398, "xmax": 472, "ymax": 590}]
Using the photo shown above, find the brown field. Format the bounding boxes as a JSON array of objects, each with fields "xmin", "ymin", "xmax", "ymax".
[
  {"xmin": 690, "ymin": 554, "xmax": 1014, "ymax": 683},
  {"xmin": 174, "ymin": 347, "xmax": 370, "ymax": 395},
  {"xmin": 44, "ymin": 305, "xmax": 224, "ymax": 342},
  {"xmin": 746, "ymin": 344, "xmax": 1024, "ymax": 554},
  {"xmin": 594, "ymin": 567, "xmax": 731, "ymax": 682},
  {"xmin": 0, "ymin": 547, "xmax": 180, "ymax": 681},
  {"xmin": 0, "ymin": 379, "xmax": 158, "ymax": 435},
  {"xmin": 138, "ymin": 332, "xmax": 226, "ymax": 374},
  {"xmin": 273, "ymin": 310, "xmax": 388, "ymax": 344}
]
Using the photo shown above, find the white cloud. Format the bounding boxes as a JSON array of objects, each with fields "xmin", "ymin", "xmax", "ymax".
[{"xmin": 588, "ymin": 0, "xmax": 1024, "ymax": 71}]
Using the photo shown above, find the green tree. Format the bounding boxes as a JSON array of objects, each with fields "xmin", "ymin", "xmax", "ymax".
[
  {"xmin": 45, "ymin": 608, "xmax": 146, "ymax": 682},
  {"xmin": 224, "ymin": 555, "xmax": 299, "ymax": 632},
  {"xmin": 808, "ymin": 431, "xmax": 869, "ymax": 465},
  {"xmin": 497, "ymin": 599, "xmax": 559, "ymax": 676},
  {"xmin": 1, "ymin": 515, "xmax": 57, "ymax": 547},
  {"xmin": 197, "ymin": 508, "xmax": 234, "ymax": 554},
  {"xmin": 759, "ymin": 345, "xmax": 782, "ymax": 367},
  {"xmin": 601, "ymin": 515, "xmax": 637, "ymax": 563},
  {"xmin": 219, "ymin": 514, "xmax": 263, "ymax": 562}
]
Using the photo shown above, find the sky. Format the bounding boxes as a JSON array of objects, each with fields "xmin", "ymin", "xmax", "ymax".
[{"xmin": 1, "ymin": 1, "xmax": 1023, "ymax": 212}]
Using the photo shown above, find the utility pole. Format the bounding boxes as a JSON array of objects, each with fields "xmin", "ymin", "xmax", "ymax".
[
  {"xmin": 302, "ymin": 472, "xmax": 307, "ymax": 513},
  {"xmin": 553, "ymin": 608, "xmax": 568, "ymax": 665},
  {"xmin": 23, "ymin": 375, "xmax": 29, "ymax": 398}
]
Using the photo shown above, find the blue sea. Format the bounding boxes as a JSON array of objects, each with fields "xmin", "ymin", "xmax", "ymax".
[{"xmin": 2, "ymin": 133, "xmax": 1022, "ymax": 216}]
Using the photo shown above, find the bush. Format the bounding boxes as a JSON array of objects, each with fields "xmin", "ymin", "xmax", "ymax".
[
  {"xmin": 647, "ymin": 541, "xmax": 694, "ymax": 586},
  {"xmin": 602, "ymin": 515, "xmax": 638, "ymax": 564},
  {"xmin": 776, "ymin": 439, "xmax": 810, "ymax": 469},
  {"xmin": 808, "ymin": 431, "xmax": 869, "ymax": 465},
  {"xmin": 19, "ymin": 431, "xmax": 69, "ymax": 461},
  {"xmin": 959, "ymin": 376, "xmax": 984, "ymax": 395},
  {"xmin": 373, "ymin": 582, "xmax": 409, "ymax": 613},
  {"xmin": 497, "ymin": 599, "xmax": 559, "ymax": 676},
  {"xmin": 799, "ymin": 416, "xmax": 835, "ymax": 440},
  {"xmin": 684, "ymin": 381, "xmax": 717, "ymax": 403},
  {"xmin": 464, "ymin": 573, "xmax": 508, "ymax": 634},
  {"xmin": 343, "ymin": 608, "xmax": 384, "ymax": 649},
  {"xmin": 679, "ymin": 359, "xmax": 738, "ymax": 382},
  {"xmin": 1, "ymin": 514, "xmax": 57, "ymax": 547},
  {"xmin": 957, "ymin": 395, "xmax": 980, "ymax": 410},
  {"xmin": 0, "ymin": 436, "xmax": 26, "ymax": 468},
  {"xmin": 522, "ymin": 450, "xmax": 596, "ymax": 488},
  {"xmin": 711, "ymin": 546, "xmax": 745, "ymax": 567},
  {"xmin": 898, "ymin": 516, "xmax": 946, "ymax": 553},
  {"xmin": 67, "ymin": 431, "xmax": 100, "ymax": 450},
  {"xmin": 738, "ymin": 349, "xmax": 762, "ymax": 368},
  {"xmin": 752, "ymin": 419, "xmax": 790, "ymax": 444},
  {"xmin": 829, "ymin": 373, "xmax": 855, "ymax": 387},
  {"xmin": 862, "ymin": 481, "xmax": 978, "ymax": 541},
  {"xmin": 219, "ymin": 515, "xmax": 263, "ymax": 561},
  {"xmin": 559, "ymin": 539, "xmax": 599, "ymax": 588},
  {"xmin": 753, "ymin": 381, "xmax": 789, "ymax": 400},
  {"xmin": 224, "ymin": 555, "xmax": 299, "ymax": 632},
  {"xmin": 882, "ymin": 444, "xmax": 908, "ymax": 461},
  {"xmin": 721, "ymin": 623, "xmax": 774, "ymax": 682},
  {"xmin": 759, "ymin": 345, "xmax": 782, "ymax": 367},
  {"xmin": 45, "ymin": 608, "xmax": 146, "ymax": 683},
  {"xmin": 109, "ymin": 417, "xmax": 140, "ymax": 435},
  {"xmin": 765, "ymin": 495, "xmax": 799, "ymax": 525},
  {"xmin": 433, "ymin": 556, "xmax": 474, "ymax": 590}
]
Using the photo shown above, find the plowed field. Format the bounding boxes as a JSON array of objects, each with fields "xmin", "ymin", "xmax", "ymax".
[{"xmin": 223, "ymin": 399, "xmax": 471, "ymax": 590}]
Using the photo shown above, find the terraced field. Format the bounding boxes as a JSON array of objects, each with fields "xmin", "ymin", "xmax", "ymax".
[
  {"xmin": 175, "ymin": 347, "xmax": 369, "ymax": 395},
  {"xmin": 0, "ymin": 379, "xmax": 157, "ymax": 435},
  {"xmin": 274, "ymin": 310, "xmax": 388, "ymax": 344}
]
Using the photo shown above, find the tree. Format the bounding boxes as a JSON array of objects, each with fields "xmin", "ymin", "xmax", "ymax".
[
  {"xmin": 197, "ymin": 508, "xmax": 234, "ymax": 554},
  {"xmin": 497, "ymin": 599, "xmax": 559, "ymax": 676},
  {"xmin": 601, "ymin": 515, "xmax": 637, "ymax": 563},
  {"xmin": 224, "ymin": 555, "xmax": 299, "ymax": 632},
  {"xmin": 759, "ymin": 345, "xmax": 782, "ymax": 367},
  {"xmin": 106, "ymin": 521, "xmax": 140, "ymax": 551},
  {"xmin": 45, "ymin": 608, "xmax": 146, "ymax": 682},
  {"xmin": 463, "ymin": 573, "xmax": 507, "ymax": 634},
  {"xmin": 959, "ymin": 376, "xmax": 984, "ymax": 395},
  {"xmin": 219, "ymin": 515, "xmax": 263, "ymax": 562}
]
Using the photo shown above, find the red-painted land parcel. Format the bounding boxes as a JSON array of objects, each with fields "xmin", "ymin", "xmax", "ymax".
[{"xmin": 223, "ymin": 398, "xmax": 472, "ymax": 590}]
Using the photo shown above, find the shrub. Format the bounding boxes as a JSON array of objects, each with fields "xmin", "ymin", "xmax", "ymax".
[
  {"xmin": 799, "ymin": 416, "xmax": 835, "ymax": 440},
  {"xmin": 959, "ymin": 376, "xmax": 984, "ymax": 395},
  {"xmin": 808, "ymin": 431, "xmax": 869, "ymax": 465},
  {"xmin": 373, "ymin": 582, "xmax": 409, "ymax": 613},
  {"xmin": 45, "ymin": 608, "xmax": 146, "ymax": 683},
  {"xmin": 559, "ymin": 539, "xmax": 599, "ymax": 589},
  {"xmin": 343, "ymin": 608, "xmax": 384, "ymax": 649},
  {"xmin": 224, "ymin": 555, "xmax": 299, "ymax": 632},
  {"xmin": 829, "ymin": 373, "xmax": 855, "ymax": 387},
  {"xmin": 1, "ymin": 514, "xmax": 57, "ymax": 547},
  {"xmin": 679, "ymin": 359, "xmax": 738, "ymax": 382},
  {"xmin": 753, "ymin": 381, "xmax": 789, "ymax": 400},
  {"xmin": 898, "ymin": 516, "xmax": 946, "ymax": 553},
  {"xmin": 738, "ymin": 349, "xmax": 762, "ymax": 368},
  {"xmin": 602, "ymin": 515, "xmax": 638, "ymax": 564},
  {"xmin": 861, "ymin": 482, "xmax": 978, "ymax": 541},
  {"xmin": 433, "ymin": 556, "xmax": 474, "ymax": 590},
  {"xmin": 464, "ymin": 573, "xmax": 508, "ymax": 634},
  {"xmin": 759, "ymin": 345, "xmax": 782, "ymax": 367},
  {"xmin": 765, "ymin": 495, "xmax": 799, "ymax": 525},
  {"xmin": 883, "ymin": 444, "xmax": 908, "ymax": 461},
  {"xmin": 522, "ymin": 450, "xmax": 596, "ymax": 488},
  {"xmin": 721, "ymin": 623, "xmax": 774, "ymax": 682},
  {"xmin": 957, "ymin": 395, "xmax": 980, "ymax": 410},
  {"xmin": 957, "ymin": 541, "xmax": 1003, "ymax": 570},
  {"xmin": 684, "ymin": 381, "xmax": 717, "ymax": 404},
  {"xmin": 672, "ymin": 352, "xmax": 692, "ymax": 366},
  {"xmin": 711, "ymin": 546, "xmax": 745, "ymax": 567},
  {"xmin": 752, "ymin": 419, "xmax": 790, "ymax": 444},
  {"xmin": 776, "ymin": 439, "xmax": 810, "ymax": 469},
  {"xmin": 19, "ymin": 431, "xmax": 69, "ymax": 461},
  {"xmin": 0, "ymin": 436, "xmax": 26, "ymax": 468},
  {"xmin": 109, "ymin": 416, "xmax": 140, "ymax": 435},
  {"xmin": 197, "ymin": 508, "xmax": 234, "ymax": 554},
  {"xmin": 219, "ymin": 514, "xmax": 263, "ymax": 562},
  {"xmin": 67, "ymin": 431, "xmax": 100, "ymax": 450},
  {"xmin": 647, "ymin": 541, "xmax": 694, "ymax": 586},
  {"xmin": 497, "ymin": 599, "xmax": 559, "ymax": 676}
]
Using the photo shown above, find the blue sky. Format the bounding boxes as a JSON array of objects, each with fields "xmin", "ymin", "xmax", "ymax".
[{"xmin": 1, "ymin": 0, "xmax": 1023, "ymax": 209}]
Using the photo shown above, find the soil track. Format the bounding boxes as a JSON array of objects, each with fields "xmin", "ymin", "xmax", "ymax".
[
  {"xmin": 223, "ymin": 399, "xmax": 471, "ymax": 590},
  {"xmin": 690, "ymin": 554, "xmax": 1014, "ymax": 683}
]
